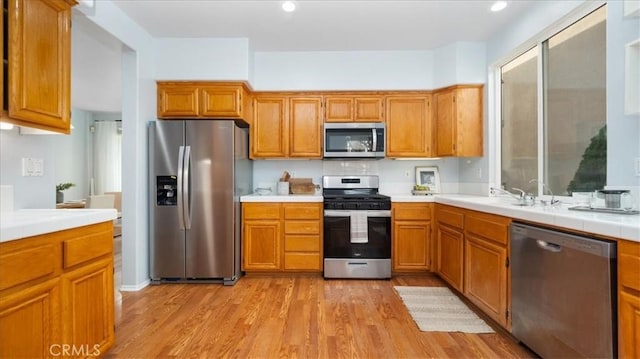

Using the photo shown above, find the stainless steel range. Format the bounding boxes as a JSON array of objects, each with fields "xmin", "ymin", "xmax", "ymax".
[{"xmin": 322, "ymin": 175, "xmax": 391, "ymax": 279}]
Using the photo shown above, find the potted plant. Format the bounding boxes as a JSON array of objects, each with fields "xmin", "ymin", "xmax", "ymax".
[{"xmin": 56, "ymin": 182, "xmax": 75, "ymax": 204}]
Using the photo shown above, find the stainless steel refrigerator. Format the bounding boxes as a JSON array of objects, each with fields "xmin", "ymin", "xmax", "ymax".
[{"xmin": 148, "ymin": 120, "xmax": 252, "ymax": 285}]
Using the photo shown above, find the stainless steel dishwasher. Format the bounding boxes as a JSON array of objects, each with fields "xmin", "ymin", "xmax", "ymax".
[{"xmin": 510, "ymin": 222, "xmax": 617, "ymax": 359}]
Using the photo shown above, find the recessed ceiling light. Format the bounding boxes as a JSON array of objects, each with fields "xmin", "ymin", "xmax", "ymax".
[
  {"xmin": 491, "ymin": 1, "xmax": 507, "ymax": 12},
  {"xmin": 282, "ymin": 1, "xmax": 296, "ymax": 12}
]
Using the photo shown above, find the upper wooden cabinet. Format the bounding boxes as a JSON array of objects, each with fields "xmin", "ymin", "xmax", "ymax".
[
  {"xmin": 251, "ymin": 94, "xmax": 322, "ymax": 159},
  {"xmin": 157, "ymin": 81, "xmax": 251, "ymax": 120},
  {"xmin": 385, "ymin": 95, "xmax": 432, "ymax": 158},
  {"xmin": 324, "ymin": 95, "xmax": 384, "ymax": 122},
  {"xmin": 434, "ymin": 85, "xmax": 483, "ymax": 157},
  {"xmin": 1, "ymin": 0, "xmax": 76, "ymax": 134}
]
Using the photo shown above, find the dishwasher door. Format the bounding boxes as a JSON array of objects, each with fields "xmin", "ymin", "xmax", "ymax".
[{"xmin": 510, "ymin": 222, "xmax": 616, "ymax": 359}]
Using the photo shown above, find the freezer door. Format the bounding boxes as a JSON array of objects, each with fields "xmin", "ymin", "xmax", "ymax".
[
  {"xmin": 184, "ymin": 121, "xmax": 236, "ymax": 278},
  {"xmin": 149, "ymin": 121, "xmax": 186, "ymax": 279}
]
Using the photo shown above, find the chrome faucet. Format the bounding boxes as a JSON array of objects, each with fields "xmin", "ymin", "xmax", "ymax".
[
  {"xmin": 490, "ymin": 186, "xmax": 534, "ymax": 206},
  {"xmin": 529, "ymin": 179, "xmax": 560, "ymax": 206}
]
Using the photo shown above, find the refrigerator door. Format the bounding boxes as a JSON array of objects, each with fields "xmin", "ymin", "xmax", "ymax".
[
  {"xmin": 184, "ymin": 121, "xmax": 235, "ymax": 278},
  {"xmin": 149, "ymin": 121, "xmax": 186, "ymax": 279}
]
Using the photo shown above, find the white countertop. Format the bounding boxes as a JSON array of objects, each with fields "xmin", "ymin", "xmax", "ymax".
[
  {"xmin": 241, "ymin": 193, "xmax": 323, "ymax": 202},
  {"xmin": 431, "ymin": 194, "xmax": 640, "ymax": 242},
  {"xmin": 0, "ymin": 209, "xmax": 118, "ymax": 243},
  {"xmin": 242, "ymin": 192, "xmax": 639, "ymax": 242}
]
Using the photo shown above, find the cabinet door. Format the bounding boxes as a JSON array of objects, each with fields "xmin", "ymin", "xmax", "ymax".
[
  {"xmin": 354, "ymin": 97, "xmax": 384, "ymax": 122},
  {"xmin": 157, "ymin": 85, "xmax": 199, "ymax": 118},
  {"xmin": 393, "ymin": 220, "xmax": 431, "ymax": 271},
  {"xmin": 435, "ymin": 89, "xmax": 456, "ymax": 156},
  {"xmin": 61, "ymin": 257, "xmax": 115, "ymax": 357},
  {"xmin": 8, "ymin": 0, "xmax": 73, "ymax": 133},
  {"xmin": 325, "ymin": 96, "xmax": 353, "ymax": 122},
  {"xmin": 252, "ymin": 97, "xmax": 288, "ymax": 158},
  {"xmin": 619, "ymin": 290, "xmax": 640, "ymax": 359},
  {"xmin": 289, "ymin": 97, "xmax": 322, "ymax": 158},
  {"xmin": 436, "ymin": 224, "xmax": 464, "ymax": 292},
  {"xmin": 200, "ymin": 86, "xmax": 242, "ymax": 118},
  {"xmin": 243, "ymin": 220, "xmax": 282, "ymax": 271},
  {"xmin": 0, "ymin": 278, "xmax": 61, "ymax": 359},
  {"xmin": 385, "ymin": 96, "xmax": 432, "ymax": 157},
  {"xmin": 464, "ymin": 233, "xmax": 508, "ymax": 328},
  {"xmin": 435, "ymin": 86, "xmax": 483, "ymax": 157}
]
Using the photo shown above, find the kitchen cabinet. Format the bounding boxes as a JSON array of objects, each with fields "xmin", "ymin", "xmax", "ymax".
[
  {"xmin": 242, "ymin": 202, "xmax": 323, "ymax": 272},
  {"xmin": 434, "ymin": 204, "xmax": 464, "ymax": 292},
  {"xmin": 392, "ymin": 203, "xmax": 432, "ymax": 272},
  {"xmin": 157, "ymin": 81, "xmax": 251, "ymax": 120},
  {"xmin": 242, "ymin": 203, "xmax": 282, "ymax": 271},
  {"xmin": 0, "ymin": 221, "xmax": 114, "ymax": 358},
  {"xmin": 1, "ymin": 0, "xmax": 76, "ymax": 134},
  {"xmin": 434, "ymin": 85, "xmax": 483, "ymax": 157},
  {"xmin": 283, "ymin": 203, "xmax": 322, "ymax": 271},
  {"xmin": 324, "ymin": 95, "xmax": 384, "ymax": 122},
  {"xmin": 618, "ymin": 239, "xmax": 640, "ymax": 358},
  {"xmin": 251, "ymin": 95, "xmax": 322, "ymax": 159},
  {"xmin": 464, "ymin": 211, "xmax": 510, "ymax": 328},
  {"xmin": 385, "ymin": 95, "xmax": 433, "ymax": 158}
]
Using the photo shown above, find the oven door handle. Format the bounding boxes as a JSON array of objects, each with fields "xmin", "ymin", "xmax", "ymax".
[
  {"xmin": 323, "ymin": 210, "xmax": 392, "ymax": 217},
  {"xmin": 324, "ymin": 210, "xmax": 352, "ymax": 217}
]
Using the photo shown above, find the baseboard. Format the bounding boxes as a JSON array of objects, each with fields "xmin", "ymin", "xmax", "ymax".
[{"xmin": 119, "ymin": 279, "xmax": 150, "ymax": 292}]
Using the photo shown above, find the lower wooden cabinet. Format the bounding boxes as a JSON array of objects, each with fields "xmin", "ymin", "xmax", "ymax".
[
  {"xmin": 618, "ymin": 239, "xmax": 640, "ymax": 358},
  {"xmin": 464, "ymin": 211, "xmax": 510, "ymax": 328},
  {"xmin": 242, "ymin": 202, "xmax": 322, "ymax": 272},
  {"xmin": 435, "ymin": 205, "xmax": 465, "ymax": 292},
  {"xmin": 392, "ymin": 203, "xmax": 432, "ymax": 272},
  {"xmin": 0, "ymin": 222, "xmax": 114, "ymax": 358},
  {"xmin": 0, "ymin": 277, "xmax": 61, "ymax": 358}
]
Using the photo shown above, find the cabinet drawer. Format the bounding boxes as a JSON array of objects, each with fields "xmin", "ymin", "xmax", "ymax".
[
  {"xmin": 0, "ymin": 243, "xmax": 56, "ymax": 291},
  {"xmin": 394, "ymin": 203, "xmax": 432, "ymax": 220},
  {"xmin": 285, "ymin": 235, "xmax": 320, "ymax": 252},
  {"xmin": 285, "ymin": 221, "xmax": 320, "ymax": 234},
  {"xmin": 243, "ymin": 203, "xmax": 281, "ymax": 220},
  {"xmin": 283, "ymin": 204, "xmax": 321, "ymax": 219},
  {"xmin": 465, "ymin": 211, "xmax": 510, "ymax": 246},
  {"xmin": 284, "ymin": 253, "xmax": 321, "ymax": 270},
  {"xmin": 619, "ymin": 240, "xmax": 640, "ymax": 292},
  {"xmin": 435, "ymin": 205, "xmax": 464, "ymax": 229},
  {"xmin": 63, "ymin": 228, "xmax": 113, "ymax": 268}
]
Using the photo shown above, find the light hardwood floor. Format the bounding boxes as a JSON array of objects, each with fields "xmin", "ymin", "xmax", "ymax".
[{"xmin": 107, "ymin": 274, "xmax": 534, "ymax": 358}]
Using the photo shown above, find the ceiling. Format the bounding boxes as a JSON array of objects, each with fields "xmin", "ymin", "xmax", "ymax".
[{"xmin": 111, "ymin": 0, "xmax": 538, "ymax": 52}]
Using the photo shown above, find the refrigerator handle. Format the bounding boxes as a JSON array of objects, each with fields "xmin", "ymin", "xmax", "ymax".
[
  {"xmin": 183, "ymin": 145, "xmax": 192, "ymax": 230},
  {"xmin": 177, "ymin": 145, "xmax": 186, "ymax": 230}
]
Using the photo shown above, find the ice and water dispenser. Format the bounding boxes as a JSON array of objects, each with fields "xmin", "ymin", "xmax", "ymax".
[{"xmin": 156, "ymin": 176, "xmax": 177, "ymax": 206}]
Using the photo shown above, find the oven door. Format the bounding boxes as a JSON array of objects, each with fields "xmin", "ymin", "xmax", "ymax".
[{"xmin": 323, "ymin": 210, "xmax": 391, "ymax": 259}]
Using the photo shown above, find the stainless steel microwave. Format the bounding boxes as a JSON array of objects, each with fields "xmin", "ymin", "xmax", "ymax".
[{"xmin": 323, "ymin": 123, "xmax": 385, "ymax": 159}]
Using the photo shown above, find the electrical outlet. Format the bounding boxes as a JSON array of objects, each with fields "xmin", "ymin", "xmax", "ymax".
[
  {"xmin": 405, "ymin": 170, "xmax": 410, "ymax": 178},
  {"xmin": 476, "ymin": 167, "xmax": 482, "ymax": 179},
  {"xmin": 636, "ymin": 157, "xmax": 640, "ymax": 176}
]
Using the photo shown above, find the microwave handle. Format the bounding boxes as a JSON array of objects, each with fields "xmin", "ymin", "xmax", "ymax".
[{"xmin": 372, "ymin": 128, "xmax": 377, "ymax": 151}]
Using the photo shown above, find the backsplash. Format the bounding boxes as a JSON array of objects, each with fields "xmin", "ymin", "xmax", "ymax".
[{"xmin": 252, "ymin": 158, "xmax": 461, "ymax": 194}]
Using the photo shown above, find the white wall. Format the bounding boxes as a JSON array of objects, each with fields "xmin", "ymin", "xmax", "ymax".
[
  {"xmin": 153, "ymin": 38, "xmax": 250, "ymax": 80},
  {"xmin": 433, "ymin": 42, "xmax": 487, "ymax": 89},
  {"xmin": 78, "ymin": 0, "xmax": 156, "ymax": 290},
  {"xmin": 52, "ymin": 110, "xmax": 90, "ymax": 201},
  {"xmin": 606, "ymin": 0, "xmax": 640, "ymax": 189},
  {"xmin": 0, "ymin": 129, "xmax": 56, "ymax": 209},
  {"xmin": 253, "ymin": 51, "xmax": 434, "ymax": 90}
]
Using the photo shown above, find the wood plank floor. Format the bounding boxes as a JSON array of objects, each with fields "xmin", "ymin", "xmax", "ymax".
[{"xmin": 107, "ymin": 274, "xmax": 534, "ymax": 358}]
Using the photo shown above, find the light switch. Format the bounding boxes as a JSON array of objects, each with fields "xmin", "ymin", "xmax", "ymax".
[
  {"xmin": 21, "ymin": 158, "xmax": 44, "ymax": 177},
  {"xmin": 636, "ymin": 157, "xmax": 640, "ymax": 176}
]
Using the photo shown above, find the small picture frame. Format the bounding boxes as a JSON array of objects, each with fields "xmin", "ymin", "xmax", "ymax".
[{"xmin": 415, "ymin": 166, "xmax": 440, "ymax": 193}]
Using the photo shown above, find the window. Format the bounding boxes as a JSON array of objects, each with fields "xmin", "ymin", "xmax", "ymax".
[{"xmin": 500, "ymin": 5, "xmax": 606, "ymax": 197}]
